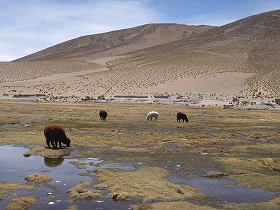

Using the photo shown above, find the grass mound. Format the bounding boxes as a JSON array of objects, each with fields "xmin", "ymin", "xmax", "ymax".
[
  {"xmin": 67, "ymin": 180, "xmax": 103, "ymax": 201},
  {"xmin": 24, "ymin": 174, "xmax": 52, "ymax": 183},
  {"xmin": 5, "ymin": 196, "xmax": 36, "ymax": 210},
  {"xmin": 95, "ymin": 166, "xmax": 201, "ymax": 202}
]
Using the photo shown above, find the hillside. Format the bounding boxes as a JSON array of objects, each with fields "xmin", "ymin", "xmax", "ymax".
[
  {"xmin": 1, "ymin": 10, "xmax": 280, "ymax": 102},
  {"xmin": 15, "ymin": 24, "xmax": 214, "ymax": 61},
  {"xmin": 105, "ymin": 9, "xmax": 280, "ymax": 97}
]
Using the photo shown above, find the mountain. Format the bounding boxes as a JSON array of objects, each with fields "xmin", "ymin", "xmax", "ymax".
[
  {"xmin": 15, "ymin": 24, "xmax": 214, "ymax": 61},
  {"xmin": 4, "ymin": 9, "xmax": 280, "ymax": 99},
  {"xmin": 104, "ymin": 9, "xmax": 280, "ymax": 96}
]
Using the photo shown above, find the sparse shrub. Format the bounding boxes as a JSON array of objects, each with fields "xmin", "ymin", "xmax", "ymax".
[
  {"xmin": 241, "ymin": 101, "xmax": 250, "ymax": 106},
  {"xmin": 98, "ymin": 94, "xmax": 105, "ymax": 100}
]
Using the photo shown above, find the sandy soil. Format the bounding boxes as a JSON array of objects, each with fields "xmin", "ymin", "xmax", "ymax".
[
  {"xmin": 0, "ymin": 57, "xmax": 252, "ymax": 103},
  {"xmin": 129, "ymin": 72, "xmax": 251, "ymax": 96}
]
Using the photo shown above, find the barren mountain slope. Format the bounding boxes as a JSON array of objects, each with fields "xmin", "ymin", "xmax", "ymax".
[
  {"xmin": 2, "ymin": 10, "xmax": 280, "ymax": 99},
  {"xmin": 15, "ymin": 24, "xmax": 214, "ymax": 61},
  {"xmin": 111, "ymin": 10, "xmax": 280, "ymax": 67},
  {"xmin": 106, "ymin": 9, "xmax": 280, "ymax": 95}
]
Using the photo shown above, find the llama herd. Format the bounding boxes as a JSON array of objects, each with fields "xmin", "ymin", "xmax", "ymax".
[
  {"xmin": 146, "ymin": 111, "xmax": 189, "ymax": 122},
  {"xmin": 44, "ymin": 110, "xmax": 188, "ymax": 149},
  {"xmin": 99, "ymin": 110, "xmax": 189, "ymax": 122}
]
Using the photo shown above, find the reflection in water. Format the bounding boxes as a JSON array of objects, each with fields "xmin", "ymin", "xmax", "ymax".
[
  {"xmin": 0, "ymin": 146, "xmax": 135, "ymax": 210},
  {"xmin": 44, "ymin": 157, "xmax": 64, "ymax": 167},
  {"xmin": 0, "ymin": 146, "xmax": 277, "ymax": 209}
]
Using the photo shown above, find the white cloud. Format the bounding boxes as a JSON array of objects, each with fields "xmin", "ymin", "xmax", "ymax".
[
  {"xmin": 0, "ymin": 0, "xmax": 162, "ymax": 61},
  {"xmin": 178, "ymin": 14, "xmax": 235, "ymax": 27}
]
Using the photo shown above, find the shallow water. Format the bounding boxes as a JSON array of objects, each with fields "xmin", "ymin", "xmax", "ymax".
[
  {"xmin": 167, "ymin": 175, "xmax": 276, "ymax": 203},
  {"xmin": 0, "ymin": 146, "xmax": 136, "ymax": 210},
  {"xmin": 0, "ymin": 145, "xmax": 277, "ymax": 209}
]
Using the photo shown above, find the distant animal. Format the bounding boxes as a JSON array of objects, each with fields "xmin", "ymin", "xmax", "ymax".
[
  {"xmin": 99, "ymin": 110, "xmax": 107, "ymax": 120},
  {"xmin": 146, "ymin": 111, "xmax": 159, "ymax": 121},
  {"xmin": 44, "ymin": 124, "xmax": 71, "ymax": 149},
  {"xmin": 177, "ymin": 112, "xmax": 189, "ymax": 122}
]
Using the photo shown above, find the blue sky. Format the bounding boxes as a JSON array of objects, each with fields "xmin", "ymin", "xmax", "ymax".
[{"xmin": 0, "ymin": 0, "xmax": 279, "ymax": 61}]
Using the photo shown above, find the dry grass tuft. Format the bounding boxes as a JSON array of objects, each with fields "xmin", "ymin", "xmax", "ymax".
[
  {"xmin": 24, "ymin": 174, "xmax": 52, "ymax": 183},
  {"xmin": 5, "ymin": 196, "xmax": 36, "ymax": 210},
  {"xmin": 95, "ymin": 166, "xmax": 199, "ymax": 202},
  {"xmin": 0, "ymin": 181, "xmax": 35, "ymax": 198},
  {"xmin": 67, "ymin": 205, "xmax": 79, "ymax": 210},
  {"xmin": 23, "ymin": 146, "xmax": 70, "ymax": 158},
  {"xmin": 69, "ymin": 161, "xmax": 87, "ymax": 169},
  {"xmin": 67, "ymin": 180, "xmax": 103, "ymax": 201}
]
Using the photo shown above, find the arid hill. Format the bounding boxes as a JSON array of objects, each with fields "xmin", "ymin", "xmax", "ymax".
[
  {"xmin": 104, "ymin": 9, "xmax": 280, "ymax": 96},
  {"xmin": 15, "ymin": 24, "xmax": 214, "ymax": 61},
  {"xmin": 1, "ymin": 10, "xmax": 280, "ymax": 101}
]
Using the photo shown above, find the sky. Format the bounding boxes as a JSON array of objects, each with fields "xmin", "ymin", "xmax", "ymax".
[{"xmin": 0, "ymin": 0, "xmax": 279, "ymax": 61}]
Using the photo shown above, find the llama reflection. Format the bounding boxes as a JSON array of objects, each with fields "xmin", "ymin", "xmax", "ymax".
[{"xmin": 44, "ymin": 157, "xmax": 64, "ymax": 167}]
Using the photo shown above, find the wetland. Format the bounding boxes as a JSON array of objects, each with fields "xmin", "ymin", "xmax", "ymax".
[{"xmin": 0, "ymin": 100, "xmax": 280, "ymax": 209}]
